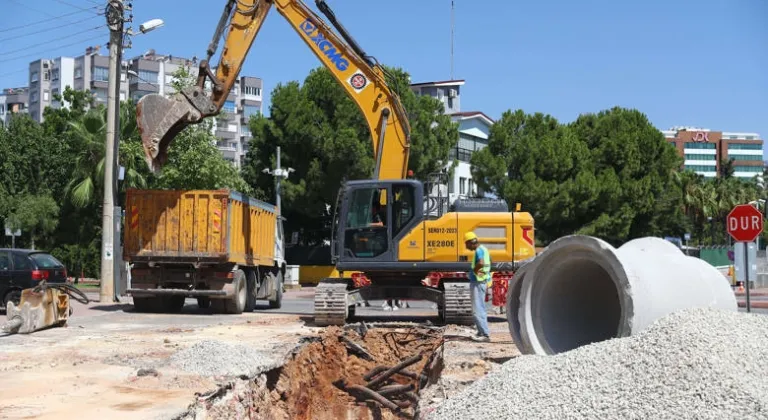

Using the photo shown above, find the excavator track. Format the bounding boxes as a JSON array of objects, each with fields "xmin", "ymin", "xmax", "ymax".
[
  {"xmin": 314, "ymin": 278, "xmax": 349, "ymax": 327},
  {"xmin": 441, "ymin": 281, "xmax": 473, "ymax": 325}
]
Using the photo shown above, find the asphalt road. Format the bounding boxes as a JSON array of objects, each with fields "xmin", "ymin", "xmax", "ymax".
[
  {"xmin": 84, "ymin": 286, "xmax": 768, "ymax": 319},
  {"xmin": 6, "ymin": 286, "xmax": 764, "ymax": 335},
  {"xmin": 56, "ymin": 288, "xmax": 453, "ymax": 330}
]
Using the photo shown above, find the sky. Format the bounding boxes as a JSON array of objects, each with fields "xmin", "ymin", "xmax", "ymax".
[{"xmin": 1, "ymin": 0, "xmax": 767, "ymax": 149}]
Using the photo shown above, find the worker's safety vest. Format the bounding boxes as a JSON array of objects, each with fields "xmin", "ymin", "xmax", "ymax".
[{"xmin": 470, "ymin": 245, "xmax": 491, "ymax": 283}]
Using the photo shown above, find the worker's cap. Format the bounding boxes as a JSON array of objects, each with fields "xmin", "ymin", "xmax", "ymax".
[{"xmin": 464, "ymin": 231, "xmax": 478, "ymax": 242}]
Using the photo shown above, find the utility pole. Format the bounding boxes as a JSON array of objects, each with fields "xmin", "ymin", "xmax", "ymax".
[
  {"xmin": 450, "ymin": 0, "xmax": 455, "ymax": 80},
  {"xmin": 100, "ymin": 0, "xmax": 124, "ymax": 303},
  {"xmin": 263, "ymin": 147, "xmax": 293, "ymax": 261},
  {"xmin": 263, "ymin": 146, "xmax": 294, "ymax": 218}
]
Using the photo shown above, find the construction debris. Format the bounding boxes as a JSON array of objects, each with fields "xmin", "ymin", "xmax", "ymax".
[{"xmin": 426, "ymin": 308, "xmax": 768, "ymax": 420}]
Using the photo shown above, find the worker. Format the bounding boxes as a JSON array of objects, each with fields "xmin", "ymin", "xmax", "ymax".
[{"xmin": 464, "ymin": 231, "xmax": 491, "ymax": 342}]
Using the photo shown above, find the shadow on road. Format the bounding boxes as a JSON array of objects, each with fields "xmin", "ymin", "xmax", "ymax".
[{"xmin": 89, "ymin": 303, "xmax": 134, "ymax": 312}]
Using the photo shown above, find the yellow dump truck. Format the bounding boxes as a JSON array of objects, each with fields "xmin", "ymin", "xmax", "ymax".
[{"xmin": 122, "ymin": 189, "xmax": 286, "ymax": 314}]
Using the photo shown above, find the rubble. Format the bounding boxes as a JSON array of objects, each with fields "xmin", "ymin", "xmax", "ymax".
[{"xmin": 169, "ymin": 340, "xmax": 283, "ymax": 377}]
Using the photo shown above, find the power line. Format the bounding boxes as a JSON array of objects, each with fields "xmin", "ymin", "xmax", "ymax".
[
  {"xmin": 0, "ymin": 8, "xmax": 94, "ymax": 33},
  {"xmin": 0, "ymin": 14, "xmax": 101, "ymax": 43},
  {"xmin": 0, "ymin": 68, "xmax": 30, "ymax": 78},
  {"xmin": 0, "ymin": 33, "xmax": 107, "ymax": 65},
  {"xmin": 0, "ymin": 25, "xmax": 105, "ymax": 57},
  {"xmin": 8, "ymin": 0, "xmax": 81, "ymax": 17},
  {"xmin": 52, "ymin": 0, "xmax": 100, "ymax": 12}
]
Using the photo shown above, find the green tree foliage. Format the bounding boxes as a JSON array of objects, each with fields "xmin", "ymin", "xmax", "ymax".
[
  {"xmin": 0, "ymin": 114, "xmax": 58, "ymax": 197},
  {"xmin": 42, "ymin": 87, "xmax": 94, "ymax": 135},
  {"xmin": 168, "ymin": 65, "xmax": 197, "ymax": 94},
  {"xmin": 151, "ymin": 120, "xmax": 253, "ymax": 194},
  {"xmin": 242, "ymin": 66, "xmax": 458, "ymax": 239},
  {"xmin": 0, "ymin": 114, "xmax": 66, "ymax": 250},
  {"xmin": 64, "ymin": 103, "xmax": 149, "ymax": 207},
  {"xmin": 4, "ymin": 194, "xmax": 59, "ymax": 249},
  {"xmin": 473, "ymin": 107, "xmax": 691, "ymax": 245}
]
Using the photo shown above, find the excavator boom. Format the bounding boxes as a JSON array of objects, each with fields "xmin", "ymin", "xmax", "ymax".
[{"xmin": 137, "ymin": 0, "xmax": 411, "ymax": 178}]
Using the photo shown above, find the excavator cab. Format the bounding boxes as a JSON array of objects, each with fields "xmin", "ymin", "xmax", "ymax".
[{"xmin": 333, "ymin": 180, "xmax": 423, "ymax": 268}]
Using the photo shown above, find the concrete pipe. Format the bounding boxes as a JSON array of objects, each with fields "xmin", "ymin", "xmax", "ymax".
[{"xmin": 508, "ymin": 235, "xmax": 738, "ymax": 356}]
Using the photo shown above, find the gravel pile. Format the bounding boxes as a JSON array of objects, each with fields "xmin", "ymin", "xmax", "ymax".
[
  {"xmin": 169, "ymin": 340, "xmax": 281, "ymax": 377},
  {"xmin": 427, "ymin": 308, "xmax": 768, "ymax": 420}
]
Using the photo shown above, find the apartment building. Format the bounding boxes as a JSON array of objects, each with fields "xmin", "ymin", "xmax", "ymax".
[
  {"xmin": 663, "ymin": 127, "xmax": 764, "ymax": 179},
  {"xmin": 18, "ymin": 47, "xmax": 262, "ymax": 167},
  {"xmin": 26, "ymin": 46, "xmax": 129, "ymax": 121},
  {"xmin": 0, "ymin": 87, "xmax": 29, "ymax": 126},
  {"xmin": 410, "ymin": 79, "xmax": 493, "ymax": 202}
]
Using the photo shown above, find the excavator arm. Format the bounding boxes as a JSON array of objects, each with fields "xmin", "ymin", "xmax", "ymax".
[{"xmin": 136, "ymin": 0, "xmax": 411, "ymax": 180}]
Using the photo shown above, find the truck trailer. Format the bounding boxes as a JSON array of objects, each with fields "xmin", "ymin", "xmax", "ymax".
[{"xmin": 122, "ymin": 189, "xmax": 286, "ymax": 314}]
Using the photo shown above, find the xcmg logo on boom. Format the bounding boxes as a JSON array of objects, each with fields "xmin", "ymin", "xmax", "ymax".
[{"xmin": 299, "ymin": 18, "xmax": 350, "ymax": 72}]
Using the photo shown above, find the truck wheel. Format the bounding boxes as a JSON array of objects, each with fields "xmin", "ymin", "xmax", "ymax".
[
  {"xmin": 164, "ymin": 296, "xmax": 185, "ymax": 313},
  {"xmin": 133, "ymin": 297, "xmax": 163, "ymax": 313},
  {"xmin": 244, "ymin": 268, "xmax": 258, "ymax": 312},
  {"xmin": 268, "ymin": 271, "xmax": 283, "ymax": 309},
  {"xmin": 197, "ymin": 297, "xmax": 211, "ymax": 309},
  {"xmin": 224, "ymin": 269, "xmax": 247, "ymax": 314},
  {"xmin": 210, "ymin": 299, "xmax": 227, "ymax": 313}
]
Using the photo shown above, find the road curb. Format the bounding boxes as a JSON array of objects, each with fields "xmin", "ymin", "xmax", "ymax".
[{"xmin": 737, "ymin": 300, "xmax": 768, "ymax": 309}]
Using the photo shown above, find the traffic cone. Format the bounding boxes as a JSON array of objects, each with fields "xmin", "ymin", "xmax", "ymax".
[{"xmin": 738, "ymin": 282, "xmax": 745, "ymax": 293}]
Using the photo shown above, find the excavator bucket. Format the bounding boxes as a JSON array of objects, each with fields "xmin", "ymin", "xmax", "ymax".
[{"xmin": 136, "ymin": 92, "xmax": 203, "ymax": 173}]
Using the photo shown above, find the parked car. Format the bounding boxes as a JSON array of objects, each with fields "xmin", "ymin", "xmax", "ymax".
[{"xmin": 0, "ymin": 248, "xmax": 68, "ymax": 310}]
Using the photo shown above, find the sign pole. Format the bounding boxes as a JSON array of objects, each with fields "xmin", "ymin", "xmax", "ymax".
[
  {"xmin": 744, "ymin": 242, "xmax": 751, "ymax": 312},
  {"xmin": 11, "ymin": 234, "xmax": 14, "ymax": 249},
  {"xmin": 727, "ymin": 203, "xmax": 763, "ymax": 313}
]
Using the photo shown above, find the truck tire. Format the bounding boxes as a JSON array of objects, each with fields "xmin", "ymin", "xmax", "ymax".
[
  {"xmin": 268, "ymin": 271, "xmax": 283, "ymax": 309},
  {"xmin": 197, "ymin": 297, "xmax": 211, "ymax": 309},
  {"xmin": 244, "ymin": 268, "xmax": 258, "ymax": 312},
  {"xmin": 224, "ymin": 269, "xmax": 247, "ymax": 314},
  {"xmin": 210, "ymin": 299, "xmax": 226, "ymax": 313},
  {"xmin": 164, "ymin": 296, "xmax": 186, "ymax": 313},
  {"xmin": 133, "ymin": 296, "xmax": 164, "ymax": 313}
]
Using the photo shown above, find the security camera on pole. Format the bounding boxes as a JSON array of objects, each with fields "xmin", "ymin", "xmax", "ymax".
[{"xmin": 726, "ymin": 203, "xmax": 763, "ymax": 313}]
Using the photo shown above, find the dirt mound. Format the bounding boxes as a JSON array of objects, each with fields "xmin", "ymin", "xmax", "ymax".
[{"xmin": 181, "ymin": 325, "xmax": 445, "ymax": 420}]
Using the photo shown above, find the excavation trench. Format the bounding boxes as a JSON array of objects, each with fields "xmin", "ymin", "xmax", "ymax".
[{"xmin": 175, "ymin": 324, "xmax": 445, "ymax": 420}]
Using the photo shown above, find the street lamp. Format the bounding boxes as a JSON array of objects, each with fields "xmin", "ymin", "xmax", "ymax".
[
  {"xmin": 262, "ymin": 146, "xmax": 295, "ymax": 219},
  {"xmin": 139, "ymin": 19, "xmax": 164, "ymax": 34},
  {"xmin": 100, "ymin": 0, "xmax": 164, "ymax": 303}
]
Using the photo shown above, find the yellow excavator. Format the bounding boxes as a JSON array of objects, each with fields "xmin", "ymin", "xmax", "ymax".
[{"xmin": 136, "ymin": 0, "xmax": 536, "ymax": 326}]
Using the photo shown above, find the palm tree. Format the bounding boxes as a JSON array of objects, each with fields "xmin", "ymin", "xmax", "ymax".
[
  {"xmin": 65, "ymin": 103, "xmax": 148, "ymax": 208},
  {"xmin": 672, "ymin": 170, "xmax": 705, "ymax": 219},
  {"xmin": 719, "ymin": 158, "xmax": 735, "ymax": 179}
]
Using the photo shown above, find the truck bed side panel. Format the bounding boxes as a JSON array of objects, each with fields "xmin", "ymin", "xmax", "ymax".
[
  {"xmin": 124, "ymin": 189, "xmax": 230, "ymax": 261},
  {"xmin": 227, "ymin": 191, "xmax": 277, "ymax": 267}
]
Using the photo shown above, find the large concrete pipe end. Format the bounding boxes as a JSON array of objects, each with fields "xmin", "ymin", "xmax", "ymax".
[{"xmin": 508, "ymin": 235, "xmax": 738, "ymax": 356}]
